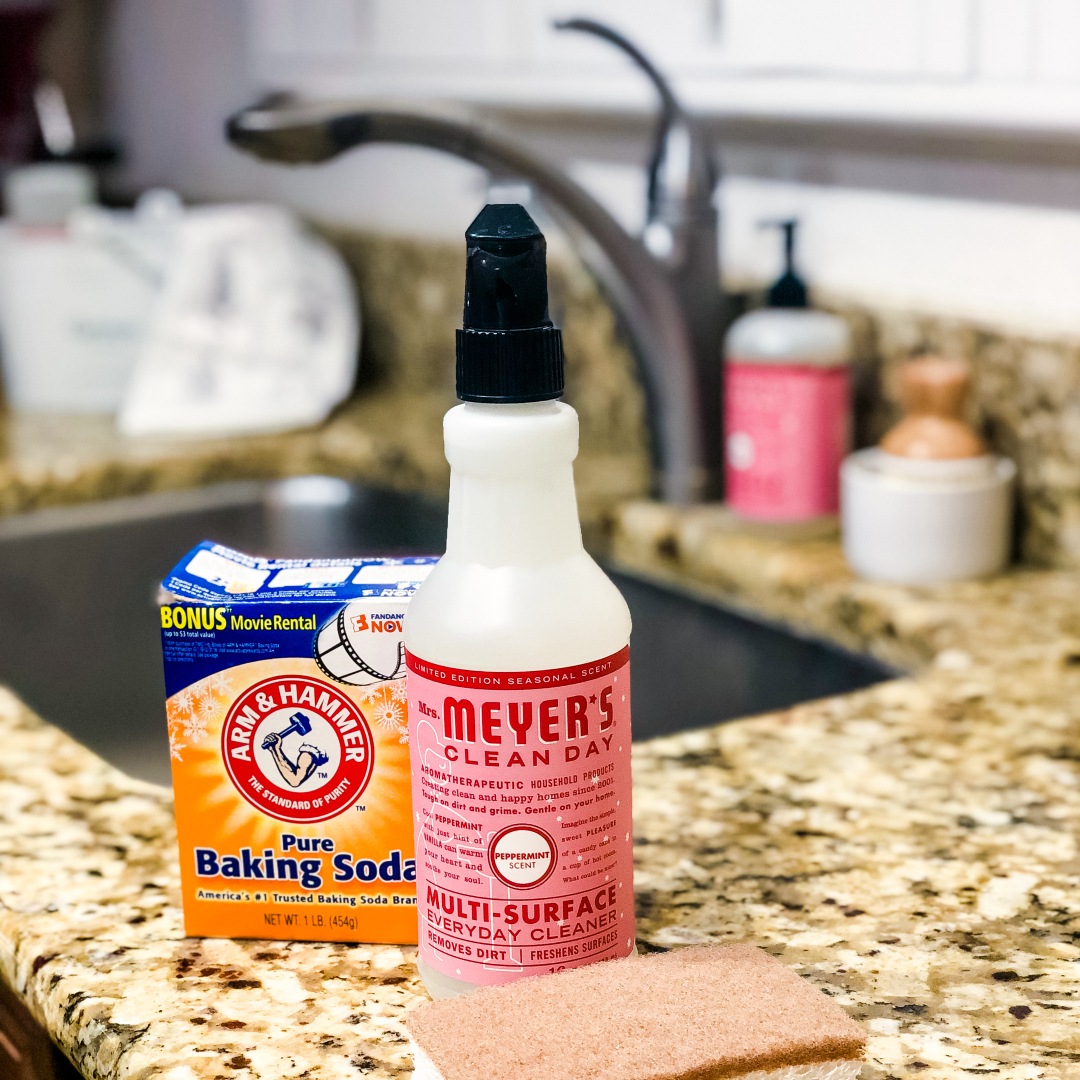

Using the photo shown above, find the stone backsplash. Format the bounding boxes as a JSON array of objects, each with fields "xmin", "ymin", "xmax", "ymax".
[
  {"xmin": 326, "ymin": 229, "xmax": 1080, "ymax": 569},
  {"xmin": 832, "ymin": 299, "xmax": 1080, "ymax": 568}
]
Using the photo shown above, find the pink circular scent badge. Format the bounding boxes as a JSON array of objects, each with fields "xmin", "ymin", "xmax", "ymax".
[{"xmin": 724, "ymin": 360, "xmax": 850, "ymax": 521}]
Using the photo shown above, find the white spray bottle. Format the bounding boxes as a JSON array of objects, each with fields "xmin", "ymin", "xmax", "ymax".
[{"xmin": 405, "ymin": 204, "xmax": 635, "ymax": 999}]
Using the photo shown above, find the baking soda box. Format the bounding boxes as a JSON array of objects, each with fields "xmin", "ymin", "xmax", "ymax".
[{"xmin": 160, "ymin": 541, "xmax": 437, "ymax": 942}]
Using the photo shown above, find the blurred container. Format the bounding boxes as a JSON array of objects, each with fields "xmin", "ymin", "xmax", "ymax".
[
  {"xmin": 723, "ymin": 221, "xmax": 850, "ymax": 521},
  {"xmin": 0, "ymin": 164, "xmax": 168, "ymax": 412},
  {"xmin": 4, "ymin": 161, "xmax": 93, "ymax": 223},
  {"xmin": 117, "ymin": 204, "xmax": 359, "ymax": 438},
  {"xmin": 842, "ymin": 357, "xmax": 1015, "ymax": 584}
]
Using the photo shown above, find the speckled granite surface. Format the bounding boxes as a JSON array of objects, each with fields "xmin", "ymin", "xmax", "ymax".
[
  {"xmin": 0, "ymin": 688, "xmax": 422, "ymax": 1080},
  {"xmin": 0, "ymin": 391, "xmax": 646, "ymax": 545},
  {"xmin": 827, "ymin": 295, "xmax": 1080, "ymax": 569},
  {"xmin": 0, "ymin": 506, "xmax": 1077, "ymax": 1079},
  {"xmin": 615, "ymin": 503, "xmax": 1080, "ymax": 1078}
]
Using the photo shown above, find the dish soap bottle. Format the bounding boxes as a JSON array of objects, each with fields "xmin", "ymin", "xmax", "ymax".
[
  {"xmin": 405, "ymin": 205, "xmax": 635, "ymax": 999},
  {"xmin": 841, "ymin": 355, "xmax": 1016, "ymax": 583},
  {"xmin": 723, "ymin": 220, "xmax": 850, "ymax": 521}
]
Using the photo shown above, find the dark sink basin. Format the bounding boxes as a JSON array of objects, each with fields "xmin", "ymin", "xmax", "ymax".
[{"xmin": 0, "ymin": 479, "xmax": 893, "ymax": 785}]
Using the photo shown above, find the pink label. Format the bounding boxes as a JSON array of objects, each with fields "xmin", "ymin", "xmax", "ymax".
[
  {"xmin": 406, "ymin": 648, "xmax": 634, "ymax": 985},
  {"xmin": 724, "ymin": 361, "xmax": 850, "ymax": 520}
]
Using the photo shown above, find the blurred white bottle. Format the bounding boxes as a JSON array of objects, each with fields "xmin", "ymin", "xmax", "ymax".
[
  {"xmin": 0, "ymin": 165, "xmax": 174, "ymax": 413},
  {"xmin": 405, "ymin": 205, "xmax": 635, "ymax": 999}
]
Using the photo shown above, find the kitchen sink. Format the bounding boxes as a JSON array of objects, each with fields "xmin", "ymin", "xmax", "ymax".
[{"xmin": 0, "ymin": 478, "xmax": 894, "ymax": 785}]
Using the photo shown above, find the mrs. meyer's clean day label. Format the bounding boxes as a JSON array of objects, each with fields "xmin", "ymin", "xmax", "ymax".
[{"xmin": 408, "ymin": 647, "xmax": 634, "ymax": 985}]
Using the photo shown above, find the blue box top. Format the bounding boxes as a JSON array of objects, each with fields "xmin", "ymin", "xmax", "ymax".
[{"xmin": 162, "ymin": 541, "xmax": 438, "ymax": 603}]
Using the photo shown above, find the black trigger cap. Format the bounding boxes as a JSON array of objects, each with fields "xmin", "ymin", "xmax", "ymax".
[
  {"xmin": 463, "ymin": 203, "xmax": 548, "ymax": 330},
  {"xmin": 457, "ymin": 203, "xmax": 564, "ymax": 403}
]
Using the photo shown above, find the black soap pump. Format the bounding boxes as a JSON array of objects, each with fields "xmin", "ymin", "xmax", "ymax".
[{"xmin": 762, "ymin": 219, "xmax": 808, "ymax": 309}]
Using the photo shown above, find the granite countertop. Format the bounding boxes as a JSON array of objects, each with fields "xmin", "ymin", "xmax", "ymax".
[
  {"xmin": 0, "ymin": 394, "xmax": 645, "ymax": 550},
  {"xmin": 0, "ymin": 393, "xmax": 454, "ymax": 519},
  {"xmin": 0, "ymin": 502, "xmax": 1078, "ymax": 1080}
]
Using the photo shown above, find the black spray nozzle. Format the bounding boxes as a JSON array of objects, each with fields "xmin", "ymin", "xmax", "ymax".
[
  {"xmin": 759, "ymin": 218, "xmax": 808, "ymax": 309},
  {"xmin": 463, "ymin": 203, "xmax": 552, "ymax": 331},
  {"xmin": 457, "ymin": 203, "xmax": 564, "ymax": 403}
]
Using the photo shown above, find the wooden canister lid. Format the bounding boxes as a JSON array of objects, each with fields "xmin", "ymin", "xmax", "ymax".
[{"xmin": 879, "ymin": 356, "xmax": 987, "ymax": 459}]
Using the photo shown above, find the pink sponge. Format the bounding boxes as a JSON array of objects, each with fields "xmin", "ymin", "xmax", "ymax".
[{"xmin": 406, "ymin": 944, "xmax": 866, "ymax": 1080}]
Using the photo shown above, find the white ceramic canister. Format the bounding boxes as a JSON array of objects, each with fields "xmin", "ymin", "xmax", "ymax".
[
  {"xmin": 841, "ymin": 355, "xmax": 1015, "ymax": 585},
  {"xmin": 841, "ymin": 449, "xmax": 1015, "ymax": 584}
]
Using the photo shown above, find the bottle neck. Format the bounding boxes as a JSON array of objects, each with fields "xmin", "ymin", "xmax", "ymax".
[{"xmin": 443, "ymin": 401, "xmax": 583, "ymax": 568}]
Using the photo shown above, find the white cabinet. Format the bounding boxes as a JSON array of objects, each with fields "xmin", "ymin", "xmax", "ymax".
[{"xmin": 245, "ymin": 0, "xmax": 1080, "ymax": 128}]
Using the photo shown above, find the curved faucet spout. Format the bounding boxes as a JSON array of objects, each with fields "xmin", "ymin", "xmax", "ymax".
[
  {"xmin": 554, "ymin": 18, "xmax": 717, "ymax": 257},
  {"xmin": 227, "ymin": 98, "xmax": 712, "ymax": 503}
]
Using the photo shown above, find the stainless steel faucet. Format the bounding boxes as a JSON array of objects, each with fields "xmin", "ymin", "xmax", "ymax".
[{"xmin": 226, "ymin": 20, "xmax": 723, "ymax": 503}]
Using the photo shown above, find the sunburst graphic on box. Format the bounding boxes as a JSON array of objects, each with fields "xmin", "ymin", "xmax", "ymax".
[{"xmin": 366, "ymin": 679, "xmax": 409, "ymax": 744}]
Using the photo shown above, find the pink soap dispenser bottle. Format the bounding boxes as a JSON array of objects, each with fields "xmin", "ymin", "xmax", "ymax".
[{"xmin": 723, "ymin": 221, "xmax": 851, "ymax": 522}]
